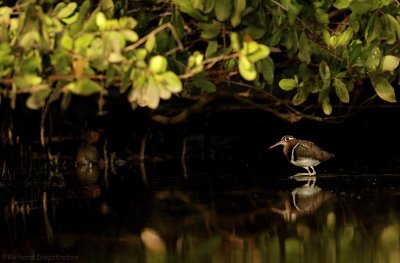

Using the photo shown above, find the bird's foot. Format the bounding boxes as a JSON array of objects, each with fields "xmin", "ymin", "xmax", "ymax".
[{"xmin": 289, "ymin": 174, "xmax": 317, "ymax": 187}]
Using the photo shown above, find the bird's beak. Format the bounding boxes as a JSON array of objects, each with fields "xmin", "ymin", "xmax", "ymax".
[{"xmin": 269, "ymin": 141, "xmax": 282, "ymax": 150}]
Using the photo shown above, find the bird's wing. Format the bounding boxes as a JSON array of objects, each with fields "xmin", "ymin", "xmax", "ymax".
[{"xmin": 294, "ymin": 140, "xmax": 333, "ymax": 161}]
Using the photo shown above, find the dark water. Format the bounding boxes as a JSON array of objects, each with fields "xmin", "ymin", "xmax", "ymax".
[{"xmin": 0, "ymin": 110, "xmax": 400, "ymax": 263}]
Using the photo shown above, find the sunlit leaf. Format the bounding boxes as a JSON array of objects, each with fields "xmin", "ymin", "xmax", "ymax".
[
  {"xmin": 161, "ymin": 71, "xmax": 182, "ymax": 92},
  {"xmin": 380, "ymin": 55, "xmax": 399, "ymax": 72},
  {"xmin": 333, "ymin": 0, "xmax": 350, "ymax": 9},
  {"xmin": 96, "ymin": 12, "xmax": 107, "ymax": 30},
  {"xmin": 20, "ymin": 31, "xmax": 41, "ymax": 49},
  {"xmin": 15, "ymin": 74, "xmax": 42, "ymax": 89},
  {"xmin": 238, "ymin": 55, "xmax": 257, "ymax": 81},
  {"xmin": 66, "ymin": 78, "xmax": 102, "ymax": 95},
  {"xmin": 322, "ymin": 99, "xmax": 332, "ymax": 115},
  {"xmin": 121, "ymin": 30, "xmax": 138, "ymax": 43},
  {"xmin": 336, "ymin": 28, "xmax": 353, "ymax": 47},
  {"xmin": 75, "ymin": 33, "xmax": 95, "ymax": 53},
  {"xmin": 149, "ymin": 55, "xmax": 168, "ymax": 74},
  {"xmin": 60, "ymin": 32, "xmax": 73, "ymax": 50},
  {"xmin": 230, "ymin": 32, "xmax": 241, "ymax": 51},
  {"xmin": 372, "ymin": 77, "xmax": 397, "ymax": 102},
  {"xmin": 279, "ymin": 78, "xmax": 298, "ymax": 90},
  {"xmin": 145, "ymin": 34, "xmax": 156, "ymax": 52},
  {"xmin": 246, "ymin": 44, "xmax": 270, "ymax": 63},
  {"xmin": 56, "ymin": 2, "xmax": 77, "ymax": 19}
]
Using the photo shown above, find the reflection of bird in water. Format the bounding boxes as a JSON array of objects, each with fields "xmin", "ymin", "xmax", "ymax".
[
  {"xmin": 76, "ymin": 130, "xmax": 101, "ymax": 167},
  {"xmin": 76, "ymin": 130, "xmax": 103, "ymax": 190},
  {"xmin": 269, "ymin": 135, "xmax": 334, "ymax": 176},
  {"xmin": 271, "ymin": 180, "xmax": 332, "ymax": 222}
]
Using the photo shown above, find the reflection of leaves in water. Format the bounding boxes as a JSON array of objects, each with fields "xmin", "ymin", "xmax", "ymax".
[
  {"xmin": 285, "ymin": 238, "xmax": 303, "ymax": 263},
  {"xmin": 380, "ymin": 224, "xmax": 400, "ymax": 263},
  {"xmin": 184, "ymin": 236, "xmax": 221, "ymax": 263}
]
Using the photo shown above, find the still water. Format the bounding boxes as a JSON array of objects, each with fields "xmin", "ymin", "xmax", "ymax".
[{"xmin": 0, "ymin": 147, "xmax": 399, "ymax": 263}]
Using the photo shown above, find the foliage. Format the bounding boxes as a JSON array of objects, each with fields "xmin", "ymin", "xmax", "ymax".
[{"xmin": 1, "ymin": 0, "xmax": 400, "ymax": 122}]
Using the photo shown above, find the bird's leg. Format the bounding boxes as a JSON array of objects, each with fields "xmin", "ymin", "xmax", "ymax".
[{"xmin": 308, "ymin": 166, "xmax": 316, "ymax": 176}]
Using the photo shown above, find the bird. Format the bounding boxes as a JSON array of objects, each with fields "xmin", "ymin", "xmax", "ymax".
[{"xmin": 269, "ymin": 135, "xmax": 334, "ymax": 176}]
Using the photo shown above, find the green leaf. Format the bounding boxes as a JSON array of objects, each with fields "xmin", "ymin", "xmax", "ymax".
[
  {"xmin": 279, "ymin": 78, "xmax": 298, "ymax": 91},
  {"xmin": 172, "ymin": 0, "xmax": 208, "ymax": 22},
  {"xmin": 334, "ymin": 78, "xmax": 350, "ymax": 103},
  {"xmin": 298, "ymin": 32, "xmax": 311, "ymax": 64},
  {"xmin": 231, "ymin": 0, "xmax": 246, "ymax": 27},
  {"xmin": 21, "ymin": 56, "xmax": 42, "ymax": 73},
  {"xmin": 238, "ymin": 55, "xmax": 257, "ymax": 81},
  {"xmin": 372, "ymin": 77, "xmax": 397, "ymax": 102},
  {"xmin": 20, "ymin": 31, "xmax": 41, "ymax": 49},
  {"xmin": 349, "ymin": 0, "xmax": 379, "ymax": 14},
  {"xmin": 100, "ymin": 0, "xmax": 115, "ymax": 18},
  {"xmin": 319, "ymin": 61, "xmax": 331, "ymax": 83},
  {"xmin": 385, "ymin": 14, "xmax": 400, "ymax": 40},
  {"xmin": 205, "ymin": 41, "xmax": 218, "ymax": 58},
  {"xmin": 334, "ymin": 0, "xmax": 351, "ymax": 9},
  {"xmin": 215, "ymin": 0, "xmax": 232, "ymax": 22},
  {"xmin": 60, "ymin": 32, "xmax": 73, "ymax": 50},
  {"xmin": 198, "ymin": 21, "xmax": 221, "ymax": 39},
  {"xmin": 172, "ymin": 9, "xmax": 185, "ymax": 39},
  {"xmin": 336, "ymin": 28, "xmax": 353, "ymax": 47},
  {"xmin": 75, "ymin": 33, "xmax": 95, "ymax": 53},
  {"xmin": 380, "ymin": 55, "xmax": 399, "ymax": 72},
  {"xmin": 268, "ymin": 30, "xmax": 283, "ymax": 46},
  {"xmin": 260, "ymin": 57, "xmax": 274, "ymax": 85},
  {"xmin": 67, "ymin": 78, "xmax": 102, "ymax": 95},
  {"xmin": 57, "ymin": 2, "xmax": 77, "ymax": 19},
  {"xmin": 292, "ymin": 86, "xmax": 309, "ymax": 105},
  {"xmin": 15, "ymin": 74, "xmax": 42, "ymax": 89},
  {"xmin": 365, "ymin": 14, "xmax": 381, "ymax": 43},
  {"xmin": 315, "ymin": 8, "xmax": 329, "ymax": 24},
  {"xmin": 204, "ymin": 0, "xmax": 216, "ymax": 13},
  {"xmin": 230, "ymin": 32, "xmax": 241, "ymax": 51},
  {"xmin": 193, "ymin": 78, "xmax": 217, "ymax": 92},
  {"xmin": 149, "ymin": 56, "xmax": 168, "ymax": 74}
]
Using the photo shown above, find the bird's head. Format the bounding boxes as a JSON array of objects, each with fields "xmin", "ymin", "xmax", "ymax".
[{"xmin": 269, "ymin": 135, "xmax": 296, "ymax": 149}]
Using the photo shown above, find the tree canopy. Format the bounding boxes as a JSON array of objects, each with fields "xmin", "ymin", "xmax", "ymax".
[{"xmin": 0, "ymin": 0, "xmax": 400, "ymax": 123}]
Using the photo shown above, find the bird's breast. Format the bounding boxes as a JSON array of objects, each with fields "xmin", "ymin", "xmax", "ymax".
[{"xmin": 290, "ymin": 158, "xmax": 321, "ymax": 168}]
